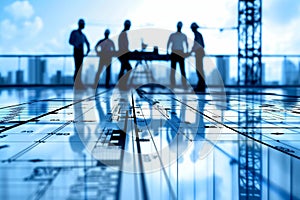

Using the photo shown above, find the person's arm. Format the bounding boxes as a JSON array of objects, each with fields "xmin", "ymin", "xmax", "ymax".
[
  {"xmin": 85, "ymin": 36, "xmax": 90, "ymax": 56},
  {"xmin": 112, "ymin": 41, "xmax": 116, "ymax": 51},
  {"xmin": 184, "ymin": 35, "xmax": 188, "ymax": 53},
  {"xmin": 189, "ymin": 41, "xmax": 196, "ymax": 57},
  {"xmin": 190, "ymin": 33, "xmax": 198, "ymax": 53},
  {"xmin": 86, "ymin": 40, "xmax": 90, "ymax": 55},
  {"xmin": 200, "ymin": 34, "xmax": 205, "ymax": 48},
  {"xmin": 84, "ymin": 37, "xmax": 91, "ymax": 56},
  {"xmin": 69, "ymin": 31, "xmax": 75, "ymax": 46},
  {"xmin": 166, "ymin": 35, "xmax": 172, "ymax": 54},
  {"xmin": 111, "ymin": 40, "xmax": 116, "ymax": 56},
  {"xmin": 124, "ymin": 33, "xmax": 129, "ymax": 52},
  {"xmin": 95, "ymin": 41, "xmax": 101, "ymax": 56}
]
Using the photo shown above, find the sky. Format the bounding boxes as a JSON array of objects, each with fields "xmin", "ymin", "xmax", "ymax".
[{"xmin": 0, "ymin": 0, "xmax": 300, "ymax": 55}]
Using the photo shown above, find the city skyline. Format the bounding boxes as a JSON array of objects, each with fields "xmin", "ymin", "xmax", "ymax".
[{"xmin": 0, "ymin": 56, "xmax": 299, "ymax": 86}]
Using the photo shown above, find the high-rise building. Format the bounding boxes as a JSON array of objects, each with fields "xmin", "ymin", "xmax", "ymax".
[
  {"xmin": 56, "ymin": 70, "xmax": 62, "ymax": 84},
  {"xmin": 216, "ymin": 56, "xmax": 230, "ymax": 85},
  {"xmin": 282, "ymin": 59, "xmax": 298, "ymax": 85},
  {"xmin": 6, "ymin": 71, "xmax": 12, "ymax": 84},
  {"xmin": 0, "ymin": 73, "xmax": 4, "ymax": 84},
  {"xmin": 51, "ymin": 70, "xmax": 62, "ymax": 84},
  {"xmin": 15, "ymin": 70, "xmax": 24, "ymax": 84},
  {"xmin": 62, "ymin": 76, "xmax": 73, "ymax": 84},
  {"xmin": 28, "ymin": 57, "xmax": 47, "ymax": 84}
]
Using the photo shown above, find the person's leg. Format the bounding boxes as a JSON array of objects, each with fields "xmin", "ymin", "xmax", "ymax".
[
  {"xmin": 178, "ymin": 56, "xmax": 187, "ymax": 87},
  {"xmin": 118, "ymin": 57, "xmax": 130, "ymax": 90},
  {"xmin": 170, "ymin": 53, "xmax": 177, "ymax": 88},
  {"xmin": 75, "ymin": 57, "xmax": 83, "ymax": 83},
  {"xmin": 120, "ymin": 60, "xmax": 129, "ymax": 87},
  {"xmin": 74, "ymin": 49, "xmax": 84, "ymax": 84},
  {"xmin": 125, "ymin": 58, "xmax": 132, "ymax": 71},
  {"xmin": 118, "ymin": 66, "xmax": 125, "ymax": 81},
  {"xmin": 118, "ymin": 53, "xmax": 132, "ymax": 87},
  {"xmin": 118, "ymin": 56, "xmax": 126, "ymax": 81},
  {"xmin": 195, "ymin": 54, "xmax": 205, "ymax": 91},
  {"xmin": 118, "ymin": 65, "xmax": 128, "ymax": 90},
  {"xmin": 94, "ymin": 60, "xmax": 104, "ymax": 88},
  {"xmin": 105, "ymin": 64, "xmax": 111, "ymax": 88},
  {"xmin": 196, "ymin": 75, "xmax": 205, "ymax": 92},
  {"xmin": 121, "ymin": 54, "xmax": 132, "ymax": 75},
  {"xmin": 73, "ymin": 56, "xmax": 79, "ymax": 82}
]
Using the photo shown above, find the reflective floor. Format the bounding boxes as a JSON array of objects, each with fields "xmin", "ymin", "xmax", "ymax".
[{"xmin": 0, "ymin": 87, "xmax": 300, "ymax": 200}]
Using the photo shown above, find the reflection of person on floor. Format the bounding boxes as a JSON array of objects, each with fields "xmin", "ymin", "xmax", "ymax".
[
  {"xmin": 94, "ymin": 29, "xmax": 116, "ymax": 88},
  {"xmin": 166, "ymin": 98, "xmax": 189, "ymax": 158},
  {"xmin": 190, "ymin": 99, "xmax": 205, "ymax": 163},
  {"xmin": 167, "ymin": 21, "xmax": 189, "ymax": 88},
  {"xmin": 69, "ymin": 19, "xmax": 90, "ymax": 89},
  {"xmin": 118, "ymin": 20, "xmax": 132, "ymax": 87},
  {"xmin": 189, "ymin": 22, "xmax": 205, "ymax": 92},
  {"xmin": 71, "ymin": 92, "xmax": 90, "ymax": 155}
]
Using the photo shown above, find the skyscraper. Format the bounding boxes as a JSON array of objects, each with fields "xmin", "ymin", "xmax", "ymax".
[
  {"xmin": 0, "ymin": 73, "xmax": 3, "ymax": 84},
  {"xmin": 216, "ymin": 56, "xmax": 230, "ymax": 85},
  {"xmin": 282, "ymin": 59, "xmax": 298, "ymax": 85},
  {"xmin": 6, "ymin": 71, "xmax": 12, "ymax": 84},
  {"xmin": 16, "ymin": 70, "xmax": 24, "ymax": 84},
  {"xmin": 51, "ymin": 70, "xmax": 62, "ymax": 84},
  {"xmin": 28, "ymin": 57, "xmax": 47, "ymax": 84}
]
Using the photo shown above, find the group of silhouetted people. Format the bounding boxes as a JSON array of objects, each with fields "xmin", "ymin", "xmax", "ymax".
[
  {"xmin": 69, "ymin": 19, "xmax": 205, "ymax": 91},
  {"xmin": 166, "ymin": 21, "xmax": 206, "ymax": 91}
]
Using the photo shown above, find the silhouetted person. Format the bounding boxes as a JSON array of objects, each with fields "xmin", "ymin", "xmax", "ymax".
[
  {"xmin": 190, "ymin": 22, "xmax": 205, "ymax": 92},
  {"xmin": 94, "ymin": 29, "xmax": 115, "ymax": 88},
  {"xmin": 167, "ymin": 21, "xmax": 189, "ymax": 88},
  {"xmin": 69, "ymin": 19, "xmax": 90, "ymax": 89},
  {"xmin": 117, "ymin": 20, "xmax": 132, "ymax": 88}
]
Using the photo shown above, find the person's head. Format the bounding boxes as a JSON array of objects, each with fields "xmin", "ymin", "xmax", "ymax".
[
  {"xmin": 78, "ymin": 19, "xmax": 85, "ymax": 30},
  {"xmin": 104, "ymin": 29, "xmax": 110, "ymax": 38},
  {"xmin": 190, "ymin": 22, "xmax": 199, "ymax": 32},
  {"xmin": 177, "ymin": 21, "xmax": 183, "ymax": 32},
  {"xmin": 124, "ymin": 20, "xmax": 131, "ymax": 31}
]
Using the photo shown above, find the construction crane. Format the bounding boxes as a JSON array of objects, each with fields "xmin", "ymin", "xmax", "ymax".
[
  {"xmin": 238, "ymin": 0, "xmax": 262, "ymax": 86},
  {"xmin": 237, "ymin": 0, "xmax": 262, "ymax": 200}
]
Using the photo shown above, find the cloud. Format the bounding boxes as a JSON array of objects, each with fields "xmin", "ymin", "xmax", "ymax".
[
  {"xmin": 23, "ymin": 16, "xmax": 43, "ymax": 37},
  {"xmin": 263, "ymin": 17, "xmax": 300, "ymax": 54},
  {"xmin": 0, "ymin": 19, "xmax": 17, "ymax": 39},
  {"xmin": 264, "ymin": 0, "xmax": 300, "ymax": 25},
  {"xmin": 4, "ymin": 0, "xmax": 34, "ymax": 20},
  {"xmin": 0, "ymin": 16, "xmax": 43, "ymax": 41},
  {"xmin": 0, "ymin": 1, "xmax": 43, "ymax": 42},
  {"xmin": 262, "ymin": 1, "xmax": 300, "ymax": 54}
]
